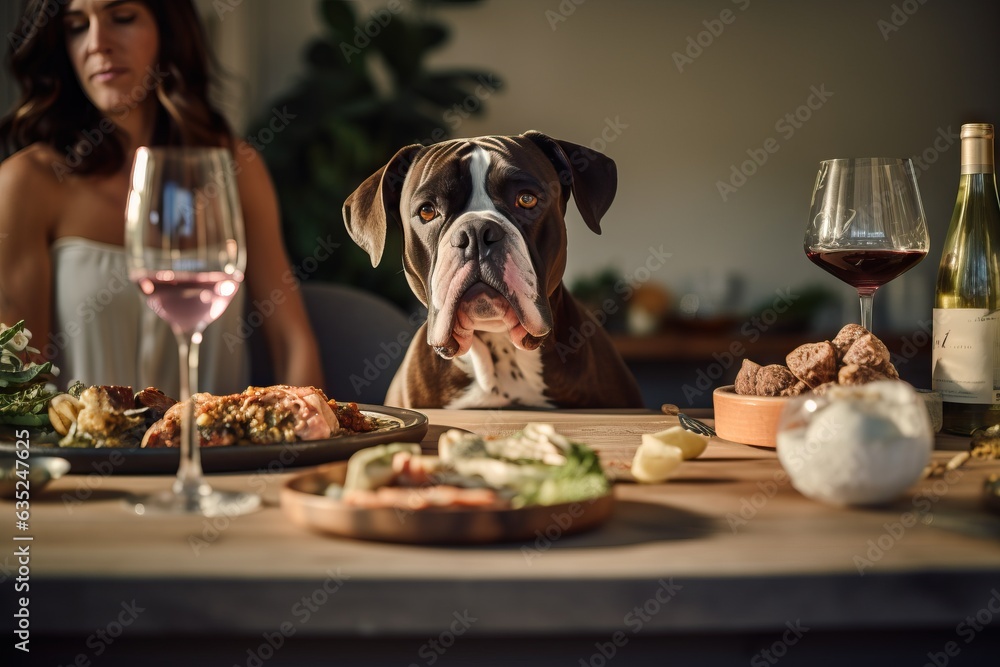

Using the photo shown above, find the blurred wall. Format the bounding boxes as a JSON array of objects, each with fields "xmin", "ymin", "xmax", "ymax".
[
  {"xmin": 204, "ymin": 0, "xmax": 1000, "ymax": 333},
  {"xmin": 0, "ymin": 2, "xmax": 23, "ymax": 115}
]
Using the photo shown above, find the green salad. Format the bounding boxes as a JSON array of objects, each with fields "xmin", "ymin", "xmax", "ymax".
[
  {"xmin": 0, "ymin": 321, "xmax": 60, "ymax": 427},
  {"xmin": 339, "ymin": 423, "xmax": 610, "ymax": 509}
]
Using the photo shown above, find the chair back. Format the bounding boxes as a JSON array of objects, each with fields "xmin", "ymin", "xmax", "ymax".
[{"xmin": 249, "ymin": 282, "xmax": 419, "ymax": 405}]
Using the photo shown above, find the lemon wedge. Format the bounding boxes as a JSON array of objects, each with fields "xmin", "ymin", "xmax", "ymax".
[
  {"xmin": 644, "ymin": 426, "xmax": 709, "ymax": 460},
  {"xmin": 631, "ymin": 439, "xmax": 683, "ymax": 483}
]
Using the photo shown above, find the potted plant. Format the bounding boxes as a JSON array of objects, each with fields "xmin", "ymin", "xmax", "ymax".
[{"xmin": 255, "ymin": 0, "xmax": 499, "ymax": 308}]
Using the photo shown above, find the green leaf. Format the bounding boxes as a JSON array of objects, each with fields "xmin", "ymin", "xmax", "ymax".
[
  {"xmin": 306, "ymin": 40, "xmax": 350, "ymax": 70},
  {"xmin": 416, "ymin": 23, "xmax": 449, "ymax": 52},
  {"xmin": 320, "ymin": 0, "xmax": 356, "ymax": 37},
  {"xmin": 373, "ymin": 18, "xmax": 426, "ymax": 83},
  {"xmin": 427, "ymin": 68, "xmax": 501, "ymax": 87},
  {"xmin": 0, "ymin": 356, "xmax": 23, "ymax": 371},
  {"xmin": 0, "ymin": 383, "xmax": 56, "ymax": 429},
  {"xmin": 0, "ymin": 361, "xmax": 53, "ymax": 388},
  {"xmin": 0, "ymin": 320, "xmax": 25, "ymax": 347},
  {"xmin": 0, "ymin": 413, "xmax": 50, "ymax": 427},
  {"xmin": 409, "ymin": 75, "xmax": 474, "ymax": 109}
]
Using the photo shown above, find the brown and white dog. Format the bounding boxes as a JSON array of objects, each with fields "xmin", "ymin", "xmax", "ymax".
[{"xmin": 343, "ymin": 131, "xmax": 644, "ymax": 409}]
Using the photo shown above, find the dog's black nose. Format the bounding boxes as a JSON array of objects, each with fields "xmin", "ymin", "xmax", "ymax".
[{"xmin": 451, "ymin": 219, "xmax": 505, "ymax": 259}]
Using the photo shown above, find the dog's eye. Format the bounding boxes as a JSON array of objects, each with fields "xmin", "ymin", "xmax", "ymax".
[
  {"xmin": 516, "ymin": 193, "xmax": 538, "ymax": 209},
  {"xmin": 418, "ymin": 204, "xmax": 437, "ymax": 222}
]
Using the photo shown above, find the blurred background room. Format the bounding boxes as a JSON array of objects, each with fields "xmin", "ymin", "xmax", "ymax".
[{"xmin": 4, "ymin": 0, "xmax": 998, "ymax": 407}]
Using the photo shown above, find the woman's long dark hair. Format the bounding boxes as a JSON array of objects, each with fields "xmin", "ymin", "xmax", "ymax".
[{"xmin": 0, "ymin": 0, "xmax": 231, "ymax": 174}]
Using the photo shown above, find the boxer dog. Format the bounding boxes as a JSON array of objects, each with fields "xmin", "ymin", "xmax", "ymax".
[{"xmin": 343, "ymin": 131, "xmax": 644, "ymax": 409}]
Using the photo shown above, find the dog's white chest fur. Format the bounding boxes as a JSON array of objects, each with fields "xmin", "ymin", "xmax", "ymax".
[{"xmin": 445, "ymin": 332, "xmax": 552, "ymax": 409}]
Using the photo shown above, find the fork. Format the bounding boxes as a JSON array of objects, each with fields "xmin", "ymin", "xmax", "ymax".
[{"xmin": 661, "ymin": 404, "xmax": 716, "ymax": 437}]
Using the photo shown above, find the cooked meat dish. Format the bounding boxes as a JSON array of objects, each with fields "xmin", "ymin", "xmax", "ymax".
[
  {"xmin": 61, "ymin": 385, "xmax": 177, "ymax": 448},
  {"xmin": 134, "ymin": 387, "xmax": 177, "ymax": 419},
  {"xmin": 71, "ymin": 385, "xmax": 145, "ymax": 448},
  {"xmin": 142, "ymin": 385, "xmax": 379, "ymax": 448}
]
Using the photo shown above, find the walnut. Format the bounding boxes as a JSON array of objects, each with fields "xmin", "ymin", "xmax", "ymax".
[
  {"xmin": 755, "ymin": 365, "xmax": 798, "ymax": 396},
  {"xmin": 780, "ymin": 380, "xmax": 809, "ymax": 397},
  {"xmin": 735, "ymin": 359, "xmax": 761, "ymax": 395},
  {"xmin": 786, "ymin": 341, "xmax": 838, "ymax": 388},
  {"xmin": 733, "ymin": 325, "xmax": 900, "ymax": 397},
  {"xmin": 838, "ymin": 363, "xmax": 889, "ymax": 386},
  {"xmin": 810, "ymin": 381, "xmax": 837, "ymax": 396},
  {"xmin": 831, "ymin": 323, "xmax": 869, "ymax": 361},
  {"xmin": 842, "ymin": 333, "xmax": 891, "ymax": 370}
]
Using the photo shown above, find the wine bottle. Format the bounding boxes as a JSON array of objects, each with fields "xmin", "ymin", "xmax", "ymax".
[{"xmin": 932, "ymin": 123, "xmax": 1000, "ymax": 435}]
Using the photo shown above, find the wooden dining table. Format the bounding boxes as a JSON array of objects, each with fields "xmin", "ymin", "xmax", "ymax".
[{"xmin": 6, "ymin": 408, "xmax": 1000, "ymax": 666}]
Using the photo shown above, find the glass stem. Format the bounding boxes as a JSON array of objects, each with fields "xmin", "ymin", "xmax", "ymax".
[
  {"xmin": 173, "ymin": 330, "xmax": 209, "ymax": 506},
  {"xmin": 858, "ymin": 290, "xmax": 875, "ymax": 332}
]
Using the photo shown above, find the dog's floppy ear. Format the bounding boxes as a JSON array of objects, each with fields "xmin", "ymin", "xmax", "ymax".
[
  {"xmin": 343, "ymin": 143, "xmax": 423, "ymax": 266},
  {"xmin": 522, "ymin": 130, "xmax": 617, "ymax": 235}
]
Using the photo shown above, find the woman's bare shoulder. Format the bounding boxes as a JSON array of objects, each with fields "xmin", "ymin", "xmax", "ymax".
[
  {"xmin": 0, "ymin": 143, "xmax": 67, "ymax": 190},
  {"xmin": 0, "ymin": 144, "xmax": 66, "ymax": 231}
]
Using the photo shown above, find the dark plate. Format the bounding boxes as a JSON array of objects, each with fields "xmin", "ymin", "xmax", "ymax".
[{"xmin": 0, "ymin": 405, "xmax": 428, "ymax": 475}]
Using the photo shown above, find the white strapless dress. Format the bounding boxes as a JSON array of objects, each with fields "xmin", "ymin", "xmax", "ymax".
[{"xmin": 50, "ymin": 237, "xmax": 249, "ymax": 398}]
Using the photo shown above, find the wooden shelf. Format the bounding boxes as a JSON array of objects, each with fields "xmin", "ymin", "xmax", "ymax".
[
  {"xmin": 612, "ymin": 329, "xmax": 933, "ymax": 371},
  {"xmin": 611, "ymin": 330, "xmax": 825, "ymax": 363}
]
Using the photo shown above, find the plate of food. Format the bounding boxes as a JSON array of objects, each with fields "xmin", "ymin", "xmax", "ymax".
[
  {"xmin": 0, "ymin": 384, "xmax": 428, "ymax": 475},
  {"xmin": 280, "ymin": 424, "xmax": 615, "ymax": 544}
]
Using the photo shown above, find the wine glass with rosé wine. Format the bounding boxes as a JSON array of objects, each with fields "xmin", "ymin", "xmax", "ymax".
[
  {"xmin": 805, "ymin": 157, "xmax": 930, "ymax": 332},
  {"xmin": 124, "ymin": 147, "xmax": 259, "ymax": 517}
]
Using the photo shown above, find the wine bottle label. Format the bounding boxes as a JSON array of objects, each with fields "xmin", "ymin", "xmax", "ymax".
[{"xmin": 932, "ymin": 308, "xmax": 1000, "ymax": 404}]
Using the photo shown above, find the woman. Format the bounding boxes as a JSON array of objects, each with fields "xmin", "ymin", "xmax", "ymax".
[{"xmin": 0, "ymin": 0, "xmax": 325, "ymax": 397}]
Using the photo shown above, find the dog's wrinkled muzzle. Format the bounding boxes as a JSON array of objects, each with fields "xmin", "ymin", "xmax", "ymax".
[{"xmin": 428, "ymin": 270, "xmax": 551, "ymax": 360}]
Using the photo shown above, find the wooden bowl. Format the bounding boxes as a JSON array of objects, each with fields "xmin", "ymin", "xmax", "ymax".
[
  {"xmin": 712, "ymin": 384, "xmax": 943, "ymax": 447},
  {"xmin": 712, "ymin": 385, "xmax": 790, "ymax": 448},
  {"xmin": 280, "ymin": 462, "xmax": 615, "ymax": 544}
]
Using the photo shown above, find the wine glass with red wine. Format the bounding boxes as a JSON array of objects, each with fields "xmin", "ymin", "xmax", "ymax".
[
  {"xmin": 124, "ymin": 147, "xmax": 259, "ymax": 517},
  {"xmin": 804, "ymin": 157, "xmax": 929, "ymax": 332}
]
